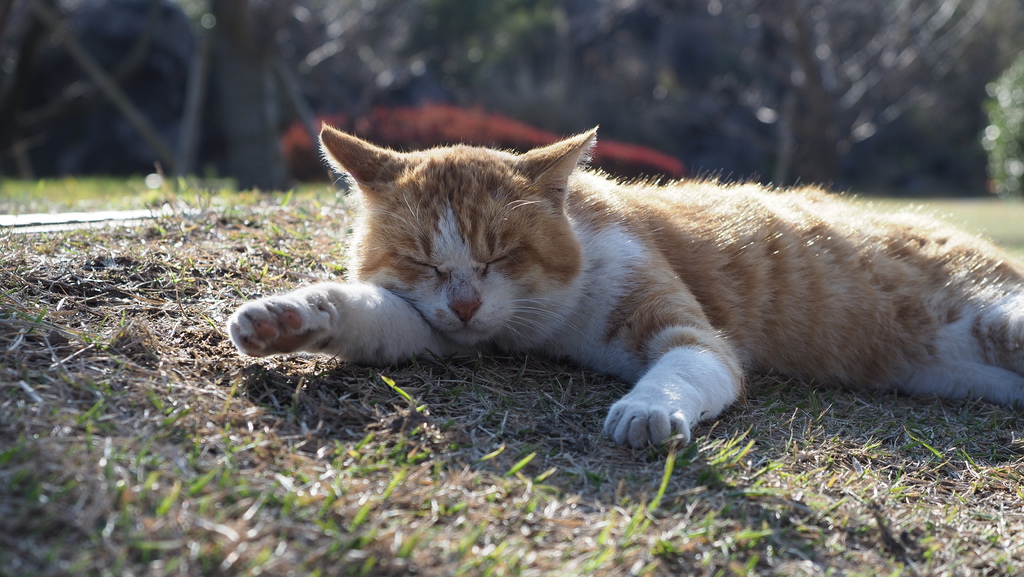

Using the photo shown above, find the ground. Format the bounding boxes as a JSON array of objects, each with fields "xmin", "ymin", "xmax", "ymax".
[{"xmin": 2, "ymin": 185, "xmax": 1024, "ymax": 576}]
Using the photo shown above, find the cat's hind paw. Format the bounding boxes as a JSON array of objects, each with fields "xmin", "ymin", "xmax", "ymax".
[
  {"xmin": 227, "ymin": 295, "xmax": 333, "ymax": 357},
  {"xmin": 603, "ymin": 397, "xmax": 692, "ymax": 448}
]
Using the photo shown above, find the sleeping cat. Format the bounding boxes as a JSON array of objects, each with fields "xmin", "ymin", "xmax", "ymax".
[{"xmin": 227, "ymin": 126, "xmax": 1024, "ymax": 449}]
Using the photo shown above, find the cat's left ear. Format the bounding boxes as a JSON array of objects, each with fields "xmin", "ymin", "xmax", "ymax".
[
  {"xmin": 517, "ymin": 127, "xmax": 597, "ymax": 203},
  {"xmin": 320, "ymin": 124, "xmax": 407, "ymax": 186}
]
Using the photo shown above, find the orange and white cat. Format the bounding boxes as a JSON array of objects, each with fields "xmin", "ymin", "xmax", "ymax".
[{"xmin": 227, "ymin": 126, "xmax": 1024, "ymax": 449}]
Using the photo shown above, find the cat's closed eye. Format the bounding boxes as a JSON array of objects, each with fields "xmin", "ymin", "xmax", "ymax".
[
  {"xmin": 404, "ymin": 257, "xmax": 443, "ymax": 276},
  {"xmin": 482, "ymin": 256, "xmax": 510, "ymax": 275}
]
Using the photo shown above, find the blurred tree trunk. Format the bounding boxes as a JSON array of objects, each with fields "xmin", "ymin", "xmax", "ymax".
[
  {"xmin": 210, "ymin": 0, "xmax": 290, "ymax": 190},
  {"xmin": 0, "ymin": 0, "xmax": 51, "ymax": 178},
  {"xmin": 784, "ymin": 0, "xmax": 841, "ymax": 185}
]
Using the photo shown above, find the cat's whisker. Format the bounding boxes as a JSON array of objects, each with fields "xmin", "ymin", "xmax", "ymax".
[
  {"xmin": 503, "ymin": 315, "xmax": 547, "ymax": 332},
  {"xmin": 490, "ymin": 199, "xmax": 542, "ymax": 229},
  {"xmin": 503, "ymin": 318, "xmax": 558, "ymax": 350},
  {"xmin": 495, "ymin": 199, "xmax": 540, "ymax": 217},
  {"xmin": 402, "ymin": 194, "xmax": 421, "ymax": 224},
  {"xmin": 498, "ymin": 321, "xmax": 530, "ymax": 349},
  {"xmin": 509, "ymin": 305, "xmax": 586, "ymax": 338},
  {"xmin": 508, "ymin": 297, "xmax": 562, "ymax": 304},
  {"xmin": 508, "ymin": 299, "xmax": 573, "ymax": 314}
]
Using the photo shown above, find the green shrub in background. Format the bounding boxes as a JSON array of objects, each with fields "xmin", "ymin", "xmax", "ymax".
[{"xmin": 983, "ymin": 53, "xmax": 1024, "ymax": 199}]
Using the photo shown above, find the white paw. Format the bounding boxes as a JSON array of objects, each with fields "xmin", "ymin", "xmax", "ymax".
[
  {"xmin": 603, "ymin": 393, "xmax": 692, "ymax": 448},
  {"xmin": 227, "ymin": 294, "xmax": 334, "ymax": 357}
]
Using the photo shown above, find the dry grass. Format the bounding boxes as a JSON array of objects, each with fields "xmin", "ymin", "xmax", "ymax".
[{"xmin": 3, "ymin": 188, "xmax": 1024, "ymax": 576}]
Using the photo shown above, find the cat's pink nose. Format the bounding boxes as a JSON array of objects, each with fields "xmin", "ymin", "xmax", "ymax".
[{"xmin": 450, "ymin": 298, "xmax": 481, "ymax": 323}]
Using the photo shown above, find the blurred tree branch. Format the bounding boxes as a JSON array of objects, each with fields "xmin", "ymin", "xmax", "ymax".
[
  {"xmin": 30, "ymin": 0, "xmax": 177, "ymax": 172},
  {"xmin": 727, "ymin": 0, "xmax": 991, "ymax": 184},
  {"xmin": 19, "ymin": 0, "xmax": 162, "ymax": 129}
]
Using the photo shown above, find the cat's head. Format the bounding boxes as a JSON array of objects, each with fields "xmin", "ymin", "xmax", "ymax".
[{"xmin": 320, "ymin": 126, "xmax": 596, "ymax": 346}]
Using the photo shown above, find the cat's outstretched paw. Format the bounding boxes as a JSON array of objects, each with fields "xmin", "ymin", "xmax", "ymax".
[
  {"xmin": 603, "ymin": 395, "xmax": 692, "ymax": 448},
  {"xmin": 227, "ymin": 295, "xmax": 333, "ymax": 357}
]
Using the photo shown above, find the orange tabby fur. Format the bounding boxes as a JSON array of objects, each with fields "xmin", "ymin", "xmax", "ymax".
[{"xmin": 227, "ymin": 126, "xmax": 1024, "ymax": 449}]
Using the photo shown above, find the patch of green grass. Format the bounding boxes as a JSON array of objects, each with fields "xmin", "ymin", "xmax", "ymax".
[
  {"xmin": 0, "ymin": 176, "xmax": 341, "ymax": 215},
  {"xmin": 0, "ymin": 176, "xmax": 161, "ymax": 212}
]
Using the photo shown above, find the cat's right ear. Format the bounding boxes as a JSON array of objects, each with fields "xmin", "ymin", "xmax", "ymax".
[
  {"xmin": 320, "ymin": 124, "xmax": 406, "ymax": 186},
  {"xmin": 516, "ymin": 127, "xmax": 597, "ymax": 204}
]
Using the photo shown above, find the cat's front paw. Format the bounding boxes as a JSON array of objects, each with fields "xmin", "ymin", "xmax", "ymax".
[
  {"xmin": 603, "ymin": 393, "xmax": 692, "ymax": 449},
  {"xmin": 227, "ymin": 294, "xmax": 333, "ymax": 357}
]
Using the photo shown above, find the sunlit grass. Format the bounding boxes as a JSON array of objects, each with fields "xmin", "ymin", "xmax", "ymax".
[
  {"xmin": 0, "ymin": 177, "xmax": 341, "ymax": 215},
  {"xmin": 0, "ymin": 176, "xmax": 158, "ymax": 212}
]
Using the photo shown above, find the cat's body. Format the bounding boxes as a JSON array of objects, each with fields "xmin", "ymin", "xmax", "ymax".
[{"xmin": 228, "ymin": 127, "xmax": 1024, "ymax": 448}]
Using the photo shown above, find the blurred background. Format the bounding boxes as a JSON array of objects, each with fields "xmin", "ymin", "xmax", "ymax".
[{"xmin": 2, "ymin": 0, "xmax": 1024, "ymax": 197}]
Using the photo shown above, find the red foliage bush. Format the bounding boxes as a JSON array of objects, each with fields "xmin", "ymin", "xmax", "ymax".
[
  {"xmin": 282, "ymin": 104, "xmax": 686, "ymax": 182},
  {"xmin": 282, "ymin": 112, "xmax": 350, "ymax": 184}
]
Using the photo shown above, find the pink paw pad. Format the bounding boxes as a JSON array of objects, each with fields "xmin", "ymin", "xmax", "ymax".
[
  {"xmin": 280, "ymin": 309, "xmax": 304, "ymax": 330},
  {"xmin": 253, "ymin": 318, "xmax": 279, "ymax": 339}
]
